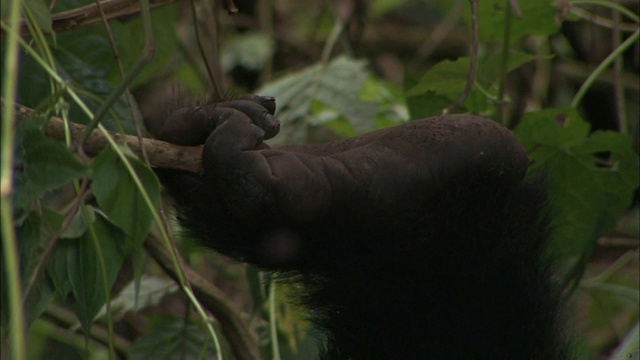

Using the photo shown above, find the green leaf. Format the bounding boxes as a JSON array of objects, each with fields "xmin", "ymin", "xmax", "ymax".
[
  {"xmin": 14, "ymin": 129, "xmax": 89, "ymax": 208},
  {"xmin": 68, "ymin": 212, "xmax": 127, "ymax": 334},
  {"xmin": 61, "ymin": 207, "xmax": 94, "ymax": 239},
  {"xmin": 21, "ymin": 130, "xmax": 88, "ymax": 186},
  {"xmin": 465, "ymin": 0, "xmax": 560, "ymax": 43},
  {"xmin": 24, "ymin": 0, "xmax": 53, "ymax": 35},
  {"xmin": 95, "ymin": 276, "xmax": 179, "ymax": 321},
  {"xmin": 515, "ymin": 108, "xmax": 590, "ymax": 151},
  {"xmin": 515, "ymin": 109, "xmax": 640, "ymax": 260},
  {"xmin": 107, "ymin": 3, "xmax": 180, "ymax": 89},
  {"xmin": 53, "ymin": 48, "xmax": 142, "ymax": 134},
  {"xmin": 13, "ymin": 209, "xmax": 62, "ymax": 325},
  {"xmin": 406, "ymin": 90, "xmax": 452, "ymax": 119},
  {"xmin": 47, "ymin": 238, "xmax": 78, "ymax": 299},
  {"xmin": 129, "ymin": 318, "xmax": 220, "ymax": 360},
  {"xmin": 610, "ymin": 322, "xmax": 639, "ymax": 360},
  {"xmin": 403, "ymin": 58, "xmax": 492, "ymax": 117},
  {"xmin": 370, "ymin": 0, "xmax": 410, "ymax": 18},
  {"xmin": 257, "ymin": 56, "xmax": 378, "ymax": 145},
  {"xmin": 90, "ymin": 146, "xmax": 160, "ymax": 247},
  {"xmin": 405, "ymin": 58, "xmax": 469, "ymax": 97},
  {"xmin": 477, "ymin": 51, "xmax": 554, "ymax": 86},
  {"xmin": 222, "ymin": 32, "xmax": 275, "ymax": 72}
]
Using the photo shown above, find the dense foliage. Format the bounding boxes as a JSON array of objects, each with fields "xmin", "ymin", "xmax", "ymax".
[{"xmin": 1, "ymin": 0, "xmax": 638, "ymax": 359}]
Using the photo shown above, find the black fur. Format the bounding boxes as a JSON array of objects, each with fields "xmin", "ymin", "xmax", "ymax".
[{"xmin": 155, "ymin": 97, "xmax": 569, "ymax": 359}]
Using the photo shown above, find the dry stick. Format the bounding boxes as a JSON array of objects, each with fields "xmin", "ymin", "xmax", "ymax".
[
  {"xmin": 40, "ymin": 112, "xmax": 204, "ymax": 173},
  {"xmin": 0, "ymin": 0, "xmax": 176, "ymax": 38},
  {"xmin": 11, "ymin": 100, "xmax": 194, "ymax": 185},
  {"xmin": 189, "ymin": 0, "xmax": 222, "ymax": 97}
]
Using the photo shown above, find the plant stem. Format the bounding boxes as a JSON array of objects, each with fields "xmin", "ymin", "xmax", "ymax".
[
  {"xmin": 1, "ymin": 0, "xmax": 27, "ymax": 358},
  {"xmin": 496, "ymin": 0, "xmax": 512, "ymax": 125}
]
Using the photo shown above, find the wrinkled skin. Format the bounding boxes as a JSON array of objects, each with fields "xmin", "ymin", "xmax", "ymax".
[{"xmin": 155, "ymin": 96, "xmax": 570, "ymax": 360}]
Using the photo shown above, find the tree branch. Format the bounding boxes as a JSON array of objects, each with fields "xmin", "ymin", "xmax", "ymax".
[
  {"xmin": 14, "ymin": 103, "xmax": 203, "ymax": 172},
  {"xmin": 1, "ymin": 0, "xmax": 177, "ymax": 38}
]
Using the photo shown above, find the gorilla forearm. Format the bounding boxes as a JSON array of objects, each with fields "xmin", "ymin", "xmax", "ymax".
[
  {"xmin": 201, "ymin": 114, "xmax": 528, "ymax": 225},
  {"xmin": 154, "ymin": 97, "xmax": 570, "ymax": 359}
]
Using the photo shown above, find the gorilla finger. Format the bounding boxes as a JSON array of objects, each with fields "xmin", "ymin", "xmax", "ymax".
[
  {"xmin": 209, "ymin": 99, "xmax": 280, "ymax": 140},
  {"xmin": 238, "ymin": 94, "xmax": 276, "ymax": 115}
]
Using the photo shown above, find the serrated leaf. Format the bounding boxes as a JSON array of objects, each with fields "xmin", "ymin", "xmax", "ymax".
[
  {"xmin": 257, "ymin": 56, "xmax": 377, "ymax": 145},
  {"xmin": 405, "ymin": 51, "xmax": 549, "ymax": 116},
  {"xmin": 515, "ymin": 108, "xmax": 591, "ymax": 151},
  {"xmin": 129, "ymin": 318, "xmax": 220, "ymax": 360},
  {"xmin": 14, "ymin": 129, "xmax": 89, "ymax": 208},
  {"xmin": 515, "ymin": 109, "xmax": 640, "ymax": 260},
  {"xmin": 90, "ymin": 146, "xmax": 160, "ymax": 247}
]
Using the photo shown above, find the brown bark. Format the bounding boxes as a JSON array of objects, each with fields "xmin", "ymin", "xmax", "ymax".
[
  {"xmin": 14, "ymin": 103, "xmax": 203, "ymax": 172},
  {"xmin": 0, "ymin": 0, "xmax": 177, "ymax": 38}
]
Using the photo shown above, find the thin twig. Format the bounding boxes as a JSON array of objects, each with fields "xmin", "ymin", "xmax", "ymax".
[
  {"xmin": 189, "ymin": 0, "xmax": 221, "ymax": 95},
  {"xmin": 443, "ymin": 0, "xmax": 479, "ymax": 115},
  {"xmin": 144, "ymin": 234, "xmax": 261, "ymax": 360},
  {"xmin": 95, "ymin": 0, "xmax": 151, "ymax": 166},
  {"xmin": 22, "ymin": 179, "xmax": 90, "ymax": 306},
  {"xmin": 0, "ymin": 0, "xmax": 176, "ymax": 38}
]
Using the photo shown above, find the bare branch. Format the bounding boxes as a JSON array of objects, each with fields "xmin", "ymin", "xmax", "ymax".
[
  {"xmin": 13, "ymin": 103, "xmax": 203, "ymax": 172},
  {"xmin": 1, "ymin": 0, "xmax": 176, "ymax": 38}
]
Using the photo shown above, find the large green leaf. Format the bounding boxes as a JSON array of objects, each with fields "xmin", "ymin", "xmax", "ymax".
[
  {"xmin": 515, "ymin": 109, "xmax": 639, "ymax": 261},
  {"xmin": 257, "ymin": 56, "xmax": 378, "ymax": 145},
  {"xmin": 405, "ymin": 51, "xmax": 549, "ymax": 118},
  {"xmin": 14, "ymin": 128, "xmax": 89, "ymax": 208},
  {"xmin": 70, "ymin": 212, "xmax": 127, "ymax": 334},
  {"xmin": 46, "ymin": 236, "xmax": 78, "ymax": 298},
  {"xmin": 46, "ymin": 209, "xmax": 127, "ymax": 334},
  {"xmin": 106, "ymin": 3, "xmax": 181, "ymax": 89},
  {"xmin": 90, "ymin": 146, "xmax": 160, "ymax": 247},
  {"xmin": 9, "ymin": 209, "xmax": 62, "ymax": 326}
]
